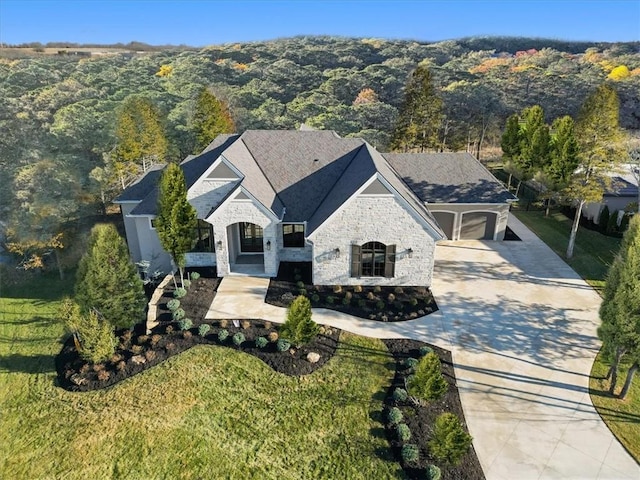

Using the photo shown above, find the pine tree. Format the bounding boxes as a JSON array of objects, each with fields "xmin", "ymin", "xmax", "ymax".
[
  {"xmin": 60, "ymin": 299, "xmax": 116, "ymax": 363},
  {"xmin": 281, "ymin": 295, "xmax": 319, "ymax": 346},
  {"xmin": 75, "ymin": 224, "xmax": 147, "ymax": 329},
  {"xmin": 598, "ymin": 215, "xmax": 640, "ymax": 397},
  {"xmin": 548, "ymin": 115, "xmax": 579, "ymax": 184},
  {"xmin": 192, "ymin": 88, "xmax": 235, "ymax": 154},
  {"xmin": 155, "ymin": 163, "xmax": 198, "ymax": 286},
  {"xmin": 501, "ymin": 113, "xmax": 521, "ymax": 161},
  {"xmin": 518, "ymin": 105, "xmax": 546, "ymax": 171},
  {"xmin": 565, "ymin": 84, "xmax": 626, "ymax": 258},
  {"xmin": 391, "ymin": 64, "xmax": 443, "ymax": 152},
  {"xmin": 407, "ymin": 352, "xmax": 448, "ymax": 402},
  {"xmin": 428, "ymin": 413, "xmax": 473, "ymax": 466}
]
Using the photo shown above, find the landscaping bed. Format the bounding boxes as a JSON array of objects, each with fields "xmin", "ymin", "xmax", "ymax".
[
  {"xmin": 266, "ymin": 262, "xmax": 438, "ymax": 321},
  {"xmin": 383, "ymin": 339, "xmax": 485, "ymax": 480}
]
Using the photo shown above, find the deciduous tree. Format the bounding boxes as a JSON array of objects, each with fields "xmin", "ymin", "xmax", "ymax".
[{"xmin": 565, "ymin": 84, "xmax": 625, "ymax": 258}]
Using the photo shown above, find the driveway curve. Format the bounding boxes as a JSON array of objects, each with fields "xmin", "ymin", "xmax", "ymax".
[{"xmin": 206, "ymin": 213, "xmax": 639, "ymax": 479}]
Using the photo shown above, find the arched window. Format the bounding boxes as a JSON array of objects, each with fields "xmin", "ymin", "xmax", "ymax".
[{"xmin": 350, "ymin": 242, "xmax": 396, "ymax": 278}]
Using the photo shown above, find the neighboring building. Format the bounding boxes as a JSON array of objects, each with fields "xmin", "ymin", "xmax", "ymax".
[
  {"xmin": 583, "ymin": 168, "xmax": 639, "ymax": 223},
  {"xmin": 115, "ymin": 130, "xmax": 515, "ymax": 286}
]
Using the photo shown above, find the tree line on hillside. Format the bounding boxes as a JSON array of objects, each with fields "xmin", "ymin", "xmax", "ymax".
[{"xmin": 1, "ymin": 36, "xmax": 639, "ymax": 272}]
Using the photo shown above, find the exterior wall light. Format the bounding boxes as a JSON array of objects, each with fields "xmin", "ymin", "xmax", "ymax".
[
  {"xmin": 334, "ymin": 247, "xmax": 340, "ymax": 259},
  {"xmin": 266, "ymin": 240, "xmax": 271, "ymax": 251},
  {"xmin": 407, "ymin": 248, "xmax": 413, "ymax": 258},
  {"xmin": 216, "ymin": 240, "xmax": 223, "ymax": 250}
]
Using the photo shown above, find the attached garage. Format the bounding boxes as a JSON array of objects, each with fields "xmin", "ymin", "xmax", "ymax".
[
  {"xmin": 431, "ymin": 212, "xmax": 455, "ymax": 240},
  {"xmin": 460, "ymin": 211, "xmax": 497, "ymax": 240}
]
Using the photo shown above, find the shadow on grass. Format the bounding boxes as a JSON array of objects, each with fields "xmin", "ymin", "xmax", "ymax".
[{"xmin": 0, "ymin": 353, "xmax": 56, "ymax": 374}]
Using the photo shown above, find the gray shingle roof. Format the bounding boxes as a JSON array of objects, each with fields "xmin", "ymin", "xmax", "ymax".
[
  {"xmin": 114, "ymin": 164, "xmax": 165, "ymax": 202},
  {"xmin": 604, "ymin": 176, "xmax": 638, "ymax": 197},
  {"xmin": 383, "ymin": 152, "xmax": 516, "ymax": 204}
]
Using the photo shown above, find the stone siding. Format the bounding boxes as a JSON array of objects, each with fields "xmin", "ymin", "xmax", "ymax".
[
  {"xmin": 311, "ymin": 195, "xmax": 436, "ymax": 286},
  {"xmin": 188, "ymin": 179, "xmax": 238, "ymax": 219}
]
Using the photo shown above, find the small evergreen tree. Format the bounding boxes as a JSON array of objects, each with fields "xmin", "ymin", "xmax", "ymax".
[
  {"xmin": 548, "ymin": 115, "xmax": 579, "ymax": 185},
  {"xmin": 598, "ymin": 205, "xmax": 610, "ymax": 234},
  {"xmin": 192, "ymin": 87, "xmax": 236, "ymax": 153},
  {"xmin": 407, "ymin": 352, "xmax": 448, "ymax": 402},
  {"xmin": 428, "ymin": 413, "xmax": 473, "ymax": 466},
  {"xmin": 607, "ymin": 210, "xmax": 619, "ymax": 235},
  {"xmin": 60, "ymin": 299, "xmax": 116, "ymax": 363},
  {"xmin": 156, "ymin": 163, "xmax": 198, "ymax": 287},
  {"xmin": 75, "ymin": 224, "xmax": 147, "ymax": 329},
  {"xmin": 280, "ymin": 295, "xmax": 319, "ymax": 346},
  {"xmin": 501, "ymin": 113, "xmax": 521, "ymax": 161}
]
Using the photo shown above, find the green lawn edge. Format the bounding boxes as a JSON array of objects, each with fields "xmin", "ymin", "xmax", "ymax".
[{"xmin": 513, "ymin": 210, "xmax": 639, "ymax": 463}]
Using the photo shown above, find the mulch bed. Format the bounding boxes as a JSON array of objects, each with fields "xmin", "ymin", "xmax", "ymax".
[
  {"xmin": 265, "ymin": 262, "xmax": 439, "ymax": 321},
  {"xmin": 55, "ymin": 268, "xmax": 484, "ymax": 479},
  {"xmin": 382, "ymin": 339, "xmax": 485, "ymax": 480}
]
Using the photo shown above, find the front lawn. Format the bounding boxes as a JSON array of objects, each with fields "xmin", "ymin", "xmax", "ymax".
[
  {"xmin": 0, "ymin": 274, "xmax": 405, "ymax": 479},
  {"xmin": 513, "ymin": 210, "xmax": 621, "ymax": 292}
]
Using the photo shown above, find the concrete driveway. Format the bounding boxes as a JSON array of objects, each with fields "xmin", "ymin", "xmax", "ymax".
[{"xmin": 206, "ymin": 214, "xmax": 639, "ymax": 479}]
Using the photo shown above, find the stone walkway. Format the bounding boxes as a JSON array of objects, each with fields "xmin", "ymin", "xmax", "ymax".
[{"xmin": 206, "ymin": 213, "xmax": 639, "ymax": 479}]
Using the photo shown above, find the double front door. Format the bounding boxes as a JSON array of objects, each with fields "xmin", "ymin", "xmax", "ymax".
[{"xmin": 239, "ymin": 222, "xmax": 263, "ymax": 252}]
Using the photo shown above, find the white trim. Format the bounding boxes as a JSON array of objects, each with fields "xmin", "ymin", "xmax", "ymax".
[
  {"xmin": 187, "ymin": 155, "xmax": 243, "ymax": 197},
  {"xmin": 206, "ymin": 185, "xmax": 280, "ymax": 224},
  {"xmin": 427, "ymin": 210, "xmax": 457, "ymax": 240},
  {"xmin": 149, "ymin": 217, "xmax": 157, "ymax": 230},
  {"xmin": 114, "ymin": 199, "xmax": 140, "ymax": 204},
  {"xmin": 427, "ymin": 202, "xmax": 509, "ymax": 207}
]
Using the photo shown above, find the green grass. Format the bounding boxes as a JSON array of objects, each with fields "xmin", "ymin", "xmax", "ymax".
[
  {"xmin": 513, "ymin": 210, "xmax": 639, "ymax": 463},
  {"xmin": 0, "ymin": 274, "xmax": 403, "ymax": 479},
  {"xmin": 513, "ymin": 210, "xmax": 621, "ymax": 291}
]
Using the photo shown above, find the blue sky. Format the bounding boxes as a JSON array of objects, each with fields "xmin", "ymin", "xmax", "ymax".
[{"xmin": 1, "ymin": 0, "xmax": 639, "ymax": 46}]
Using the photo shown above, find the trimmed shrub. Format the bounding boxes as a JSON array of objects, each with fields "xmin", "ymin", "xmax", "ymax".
[
  {"xmin": 326, "ymin": 296, "xmax": 335, "ymax": 304},
  {"xmin": 311, "ymin": 294, "xmax": 320, "ymax": 303},
  {"xmin": 428, "ymin": 413, "xmax": 473, "ymax": 466},
  {"xmin": 281, "ymin": 295, "xmax": 319, "ymax": 346},
  {"xmin": 373, "ymin": 285, "xmax": 382, "ymax": 293},
  {"xmin": 97, "ymin": 369, "xmax": 111, "ymax": 382},
  {"xmin": 409, "ymin": 297, "xmax": 418, "ymax": 307},
  {"xmin": 263, "ymin": 321, "xmax": 272, "ymax": 329},
  {"xmin": 144, "ymin": 349, "xmax": 156, "ymax": 361},
  {"xmin": 61, "ymin": 301, "xmax": 116, "ymax": 363},
  {"xmin": 403, "ymin": 357, "xmax": 418, "ymax": 370},
  {"xmin": 296, "ymin": 280, "xmax": 305, "ymax": 289},
  {"xmin": 344, "ymin": 291, "xmax": 352, "ymax": 301},
  {"xmin": 183, "ymin": 330, "xmax": 192, "ymax": 339},
  {"xmin": 394, "ymin": 286, "xmax": 404, "ymax": 294},
  {"xmin": 217, "ymin": 329, "xmax": 229, "ymax": 342},
  {"xmin": 358, "ymin": 299, "xmax": 366, "ymax": 308},
  {"xmin": 354, "ymin": 285, "xmax": 363, "ymax": 293},
  {"xmin": 165, "ymin": 325, "xmax": 174, "ymax": 334},
  {"xmin": 190, "ymin": 271, "xmax": 200, "ymax": 280},
  {"xmin": 173, "ymin": 287, "xmax": 187, "ymax": 299},
  {"xmin": 198, "ymin": 324, "xmax": 211, "ymax": 336},
  {"xmin": 401, "ymin": 444, "xmax": 419, "ymax": 464},
  {"xmin": 299, "ymin": 288, "xmax": 307, "ymax": 296},
  {"xmin": 219, "ymin": 319, "xmax": 228, "ymax": 328},
  {"xmin": 267, "ymin": 331, "xmax": 279, "ymax": 343},
  {"xmin": 137, "ymin": 335, "xmax": 149, "ymax": 344},
  {"xmin": 178, "ymin": 317, "xmax": 193, "ymax": 331},
  {"xmin": 419, "ymin": 345, "xmax": 433, "ymax": 357},
  {"xmin": 166, "ymin": 299, "xmax": 180, "ymax": 311},
  {"xmin": 241, "ymin": 320, "xmax": 251, "ymax": 329},
  {"xmin": 387, "ymin": 293, "xmax": 396, "ymax": 302},
  {"xmin": 150, "ymin": 334, "xmax": 162, "ymax": 346},
  {"xmin": 182, "ymin": 279, "xmax": 191, "ymax": 289},
  {"xmin": 332, "ymin": 285, "xmax": 342, "ymax": 294},
  {"xmin": 255, "ymin": 336, "xmax": 268, "ymax": 348},
  {"xmin": 367, "ymin": 291, "xmax": 375, "ymax": 300},
  {"xmin": 172, "ymin": 308, "xmax": 185, "ymax": 321},
  {"xmin": 392, "ymin": 388, "xmax": 408, "ymax": 402},
  {"xmin": 277, "ymin": 338, "xmax": 291, "ymax": 352},
  {"xmin": 396, "ymin": 423, "xmax": 411, "ymax": 442},
  {"xmin": 427, "ymin": 465, "xmax": 442, "ymax": 480},
  {"xmin": 387, "ymin": 406, "xmax": 403, "ymax": 425},
  {"xmin": 376, "ymin": 300, "xmax": 385, "ymax": 310},
  {"xmin": 598, "ymin": 205, "xmax": 610, "ymax": 233},
  {"xmin": 607, "ymin": 210, "xmax": 619, "ymax": 235},
  {"xmin": 407, "ymin": 352, "xmax": 448, "ymax": 402},
  {"xmin": 232, "ymin": 332, "xmax": 245, "ymax": 346},
  {"xmin": 342, "ymin": 297, "xmax": 350, "ymax": 306}
]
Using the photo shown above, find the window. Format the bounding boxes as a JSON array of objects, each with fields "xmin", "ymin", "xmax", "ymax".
[
  {"xmin": 150, "ymin": 218, "xmax": 157, "ymax": 229},
  {"xmin": 192, "ymin": 220, "xmax": 214, "ymax": 252},
  {"xmin": 350, "ymin": 242, "xmax": 396, "ymax": 278},
  {"xmin": 283, "ymin": 224, "xmax": 305, "ymax": 248}
]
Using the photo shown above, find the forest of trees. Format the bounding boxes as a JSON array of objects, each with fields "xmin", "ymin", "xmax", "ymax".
[{"xmin": 1, "ymin": 35, "xmax": 639, "ymax": 269}]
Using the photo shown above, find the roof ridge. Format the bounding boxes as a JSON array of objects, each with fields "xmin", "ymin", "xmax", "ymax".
[
  {"xmin": 305, "ymin": 141, "xmax": 368, "ymax": 224},
  {"xmin": 239, "ymin": 135, "xmax": 282, "ymax": 216}
]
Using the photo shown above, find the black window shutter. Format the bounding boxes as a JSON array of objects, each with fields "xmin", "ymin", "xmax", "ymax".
[
  {"xmin": 385, "ymin": 244, "xmax": 396, "ymax": 278},
  {"xmin": 351, "ymin": 244, "xmax": 361, "ymax": 277}
]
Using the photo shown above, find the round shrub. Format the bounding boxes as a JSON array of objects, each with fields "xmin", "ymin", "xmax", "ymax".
[
  {"xmin": 428, "ymin": 412, "xmax": 473, "ymax": 466},
  {"xmin": 172, "ymin": 308, "xmax": 185, "ymax": 321},
  {"xmin": 387, "ymin": 293, "xmax": 396, "ymax": 302},
  {"xmin": 267, "ymin": 331, "xmax": 279, "ymax": 343},
  {"xmin": 373, "ymin": 285, "xmax": 382, "ymax": 293},
  {"xmin": 376, "ymin": 300, "xmax": 385, "ymax": 310},
  {"xmin": 387, "ymin": 406, "xmax": 403, "ymax": 425},
  {"xmin": 255, "ymin": 336, "xmax": 268, "ymax": 348},
  {"xmin": 311, "ymin": 294, "xmax": 320, "ymax": 303},
  {"xmin": 190, "ymin": 271, "xmax": 200, "ymax": 280},
  {"xmin": 401, "ymin": 444, "xmax": 419, "ymax": 464},
  {"xmin": 178, "ymin": 317, "xmax": 193, "ymax": 331},
  {"xmin": 342, "ymin": 297, "xmax": 350, "ymax": 306},
  {"xmin": 344, "ymin": 291, "xmax": 352, "ymax": 300},
  {"xmin": 354, "ymin": 285, "xmax": 363, "ymax": 293},
  {"xmin": 394, "ymin": 286, "xmax": 404, "ymax": 294},
  {"xmin": 326, "ymin": 296, "xmax": 335, "ymax": 305},
  {"xmin": 392, "ymin": 388, "xmax": 408, "ymax": 402},
  {"xmin": 277, "ymin": 338, "xmax": 291, "ymax": 352},
  {"xmin": 396, "ymin": 423, "xmax": 411, "ymax": 442},
  {"xmin": 173, "ymin": 287, "xmax": 187, "ymax": 299},
  {"xmin": 217, "ymin": 329, "xmax": 229, "ymax": 342},
  {"xmin": 296, "ymin": 280, "xmax": 305, "ymax": 289},
  {"xmin": 299, "ymin": 288, "xmax": 307, "ymax": 296},
  {"xmin": 198, "ymin": 323, "xmax": 211, "ymax": 337},
  {"xmin": 166, "ymin": 299, "xmax": 180, "ymax": 311},
  {"xmin": 409, "ymin": 298, "xmax": 419, "ymax": 307},
  {"xmin": 358, "ymin": 299, "xmax": 366, "ymax": 308},
  {"xmin": 232, "ymin": 332, "xmax": 245, "ymax": 346},
  {"xmin": 419, "ymin": 345, "xmax": 434, "ymax": 357},
  {"xmin": 182, "ymin": 279, "xmax": 191, "ymax": 289},
  {"xmin": 332, "ymin": 285, "xmax": 342, "ymax": 294},
  {"xmin": 427, "ymin": 465, "xmax": 442, "ymax": 480},
  {"xmin": 403, "ymin": 357, "xmax": 419, "ymax": 370},
  {"xmin": 367, "ymin": 291, "xmax": 375, "ymax": 300}
]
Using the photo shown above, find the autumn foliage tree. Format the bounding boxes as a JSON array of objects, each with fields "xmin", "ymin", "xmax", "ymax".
[{"xmin": 191, "ymin": 88, "xmax": 235, "ymax": 153}]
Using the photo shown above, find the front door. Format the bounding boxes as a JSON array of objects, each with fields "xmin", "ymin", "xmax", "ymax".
[{"xmin": 239, "ymin": 222, "xmax": 264, "ymax": 252}]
